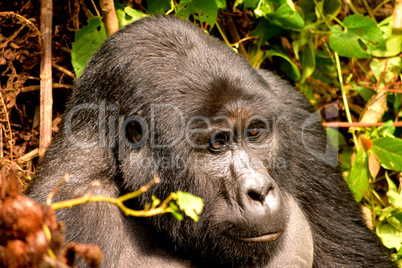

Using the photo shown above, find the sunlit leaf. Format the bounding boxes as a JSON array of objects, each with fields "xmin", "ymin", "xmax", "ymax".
[
  {"xmin": 371, "ymin": 137, "xmax": 402, "ymax": 171},
  {"xmin": 266, "ymin": 2, "xmax": 304, "ymax": 30},
  {"xmin": 372, "ymin": 16, "xmax": 402, "ymax": 57},
  {"xmin": 176, "ymin": 191, "xmax": 204, "ymax": 222},
  {"xmin": 368, "ymin": 151, "xmax": 380, "ymax": 179},
  {"xmin": 71, "ymin": 17, "xmax": 107, "ymax": 77},
  {"xmin": 176, "ymin": 0, "xmax": 219, "ymax": 26},
  {"xmin": 300, "ymin": 40, "xmax": 315, "ymax": 83},
  {"xmin": 329, "ymin": 14, "xmax": 386, "ymax": 58},
  {"xmin": 147, "ymin": 0, "xmax": 171, "ymax": 14},
  {"xmin": 377, "ymin": 220, "xmax": 402, "ymax": 250},
  {"xmin": 385, "ymin": 172, "xmax": 402, "ymax": 208},
  {"xmin": 265, "ymin": 47, "xmax": 300, "ymax": 81},
  {"xmin": 348, "ymin": 149, "xmax": 370, "ymax": 202}
]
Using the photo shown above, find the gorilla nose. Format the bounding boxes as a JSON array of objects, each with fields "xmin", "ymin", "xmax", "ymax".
[
  {"xmin": 247, "ymin": 182, "xmax": 272, "ymax": 204},
  {"xmin": 237, "ymin": 173, "xmax": 285, "ymax": 229}
]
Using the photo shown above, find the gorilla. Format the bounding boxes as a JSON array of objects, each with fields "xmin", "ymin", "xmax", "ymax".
[{"xmin": 28, "ymin": 16, "xmax": 395, "ymax": 267}]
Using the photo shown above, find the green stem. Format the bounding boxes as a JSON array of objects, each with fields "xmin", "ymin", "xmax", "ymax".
[
  {"xmin": 373, "ymin": 0, "xmax": 391, "ymax": 16},
  {"xmin": 215, "ymin": 22, "xmax": 231, "ymax": 47},
  {"xmin": 368, "ymin": 183, "xmax": 376, "ymax": 228},
  {"xmin": 344, "ymin": 0, "xmax": 360, "ymax": 14},
  {"xmin": 313, "ymin": 0, "xmax": 332, "ymax": 29},
  {"xmin": 372, "ymin": 188, "xmax": 386, "ymax": 207},
  {"xmin": 165, "ymin": 0, "xmax": 176, "ymax": 15},
  {"xmin": 362, "ymin": 0, "xmax": 377, "ymax": 22},
  {"xmin": 334, "ymin": 51, "xmax": 359, "ymax": 148}
]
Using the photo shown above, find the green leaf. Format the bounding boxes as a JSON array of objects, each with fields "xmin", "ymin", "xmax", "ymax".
[
  {"xmin": 312, "ymin": 51, "xmax": 336, "ymax": 84},
  {"xmin": 348, "ymin": 149, "xmax": 370, "ymax": 202},
  {"xmin": 392, "ymin": 94, "xmax": 402, "ymax": 115},
  {"xmin": 372, "ymin": 16, "xmax": 402, "ymax": 57},
  {"xmin": 176, "ymin": 0, "xmax": 219, "ymax": 26},
  {"xmin": 171, "ymin": 211, "xmax": 184, "ymax": 221},
  {"xmin": 380, "ymin": 120, "xmax": 396, "ymax": 137},
  {"xmin": 371, "ymin": 137, "xmax": 402, "ymax": 171},
  {"xmin": 340, "ymin": 146, "xmax": 353, "ymax": 171},
  {"xmin": 300, "ymin": 40, "xmax": 315, "ymax": 83},
  {"xmin": 352, "ymin": 83, "xmax": 374, "ymax": 101},
  {"xmin": 385, "ymin": 172, "xmax": 402, "ymax": 208},
  {"xmin": 116, "ymin": 5, "xmax": 146, "ymax": 28},
  {"xmin": 265, "ymin": 47, "xmax": 300, "ymax": 81},
  {"xmin": 370, "ymin": 57, "xmax": 402, "ymax": 84},
  {"xmin": 265, "ymin": 2, "xmax": 304, "ymax": 30},
  {"xmin": 300, "ymin": 82, "xmax": 315, "ymax": 101},
  {"xmin": 376, "ymin": 220, "xmax": 402, "ymax": 250},
  {"xmin": 254, "ymin": 0, "xmax": 273, "ymax": 18},
  {"xmin": 252, "ymin": 19, "xmax": 282, "ymax": 44},
  {"xmin": 147, "ymin": 0, "xmax": 171, "ymax": 14},
  {"xmin": 329, "ymin": 14, "xmax": 386, "ymax": 58},
  {"xmin": 324, "ymin": 0, "xmax": 341, "ymax": 17},
  {"xmin": 298, "ymin": 0, "xmax": 316, "ymax": 22},
  {"xmin": 214, "ymin": 0, "xmax": 226, "ymax": 9},
  {"xmin": 176, "ymin": 191, "xmax": 203, "ymax": 222},
  {"xmin": 326, "ymin": 127, "xmax": 346, "ymax": 148},
  {"xmin": 377, "ymin": 15, "xmax": 394, "ymax": 38},
  {"xmin": 71, "ymin": 17, "xmax": 107, "ymax": 77},
  {"xmin": 235, "ymin": 0, "xmax": 260, "ymax": 9}
]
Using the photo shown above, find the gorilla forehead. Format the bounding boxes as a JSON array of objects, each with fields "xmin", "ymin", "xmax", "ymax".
[{"xmin": 85, "ymin": 16, "xmax": 279, "ymax": 116}]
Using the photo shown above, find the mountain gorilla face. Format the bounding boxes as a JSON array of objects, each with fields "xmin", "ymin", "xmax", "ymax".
[
  {"xmin": 128, "ymin": 75, "xmax": 314, "ymax": 266},
  {"xmin": 28, "ymin": 16, "xmax": 394, "ymax": 267}
]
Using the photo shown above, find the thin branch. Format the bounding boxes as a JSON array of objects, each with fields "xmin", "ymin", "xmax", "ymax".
[
  {"xmin": 52, "ymin": 63, "xmax": 76, "ymax": 79},
  {"xmin": 0, "ymin": 91, "xmax": 13, "ymax": 161},
  {"xmin": 224, "ymin": 14, "xmax": 250, "ymax": 62},
  {"xmin": 322, "ymin": 122, "xmax": 402, "ymax": 128},
  {"xmin": 49, "ymin": 175, "xmax": 177, "ymax": 218},
  {"xmin": 21, "ymin": 83, "xmax": 72, "ymax": 93},
  {"xmin": 100, "ymin": 0, "xmax": 119, "ymax": 37},
  {"xmin": 39, "ymin": 0, "xmax": 53, "ymax": 159}
]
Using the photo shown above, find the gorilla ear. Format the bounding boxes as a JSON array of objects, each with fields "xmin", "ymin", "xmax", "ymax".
[
  {"xmin": 126, "ymin": 120, "xmax": 143, "ymax": 143},
  {"xmin": 124, "ymin": 113, "xmax": 147, "ymax": 145}
]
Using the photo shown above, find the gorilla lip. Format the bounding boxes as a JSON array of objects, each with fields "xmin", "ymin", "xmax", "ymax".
[{"xmin": 233, "ymin": 232, "xmax": 282, "ymax": 243}]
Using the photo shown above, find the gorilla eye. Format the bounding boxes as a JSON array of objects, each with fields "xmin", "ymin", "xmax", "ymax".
[
  {"xmin": 209, "ymin": 132, "xmax": 232, "ymax": 152},
  {"xmin": 247, "ymin": 128, "xmax": 261, "ymax": 137},
  {"xmin": 245, "ymin": 121, "xmax": 269, "ymax": 141}
]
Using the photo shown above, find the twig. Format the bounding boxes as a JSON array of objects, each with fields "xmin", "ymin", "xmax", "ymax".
[
  {"xmin": 39, "ymin": 0, "xmax": 53, "ymax": 159},
  {"xmin": 322, "ymin": 122, "xmax": 402, "ymax": 128},
  {"xmin": 0, "ymin": 91, "xmax": 13, "ymax": 161},
  {"xmin": 362, "ymin": 0, "xmax": 377, "ymax": 22},
  {"xmin": 223, "ymin": 14, "xmax": 250, "ymax": 62},
  {"xmin": 21, "ymin": 83, "xmax": 72, "ymax": 93},
  {"xmin": 52, "ymin": 63, "xmax": 76, "ymax": 79},
  {"xmin": 100, "ymin": 0, "xmax": 119, "ymax": 37},
  {"xmin": 372, "ymin": 0, "xmax": 391, "ymax": 16},
  {"xmin": 91, "ymin": 0, "xmax": 101, "ymax": 17},
  {"xmin": 49, "ymin": 175, "xmax": 176, "ymax": 217},
  {"xmin": 18, "ymin": 148, "xmax": 39, "ymax": 162}
]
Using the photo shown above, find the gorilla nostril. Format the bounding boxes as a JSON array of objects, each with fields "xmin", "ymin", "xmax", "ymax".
[
  {"xmin": 248, "ymin": 190, "xmax": 262, "ymax": 202},
  {"xmin": 247, "ymin": 185, "xmax": 271, "ymax": 203}
]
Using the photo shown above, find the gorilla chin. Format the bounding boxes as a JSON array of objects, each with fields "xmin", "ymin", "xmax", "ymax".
[{"xmin": 27, "ymin": 15, "xmax": 395, "ymax": 267}]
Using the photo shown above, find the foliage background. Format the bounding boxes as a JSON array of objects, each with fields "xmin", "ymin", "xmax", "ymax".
[{"xmin": 0, "ymin": 0, "xmax": 401, "ymax": 264}]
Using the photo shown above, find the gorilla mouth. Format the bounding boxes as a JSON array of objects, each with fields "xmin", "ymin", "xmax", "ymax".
[{"xmin": 232, "ymin": 232, "xmax": 282, "ymax": 243}]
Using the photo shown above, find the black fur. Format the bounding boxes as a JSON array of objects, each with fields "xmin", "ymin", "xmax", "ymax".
[{"xmin": 27, "ymin": 16, "xmax": 395, "ymax": 267}]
